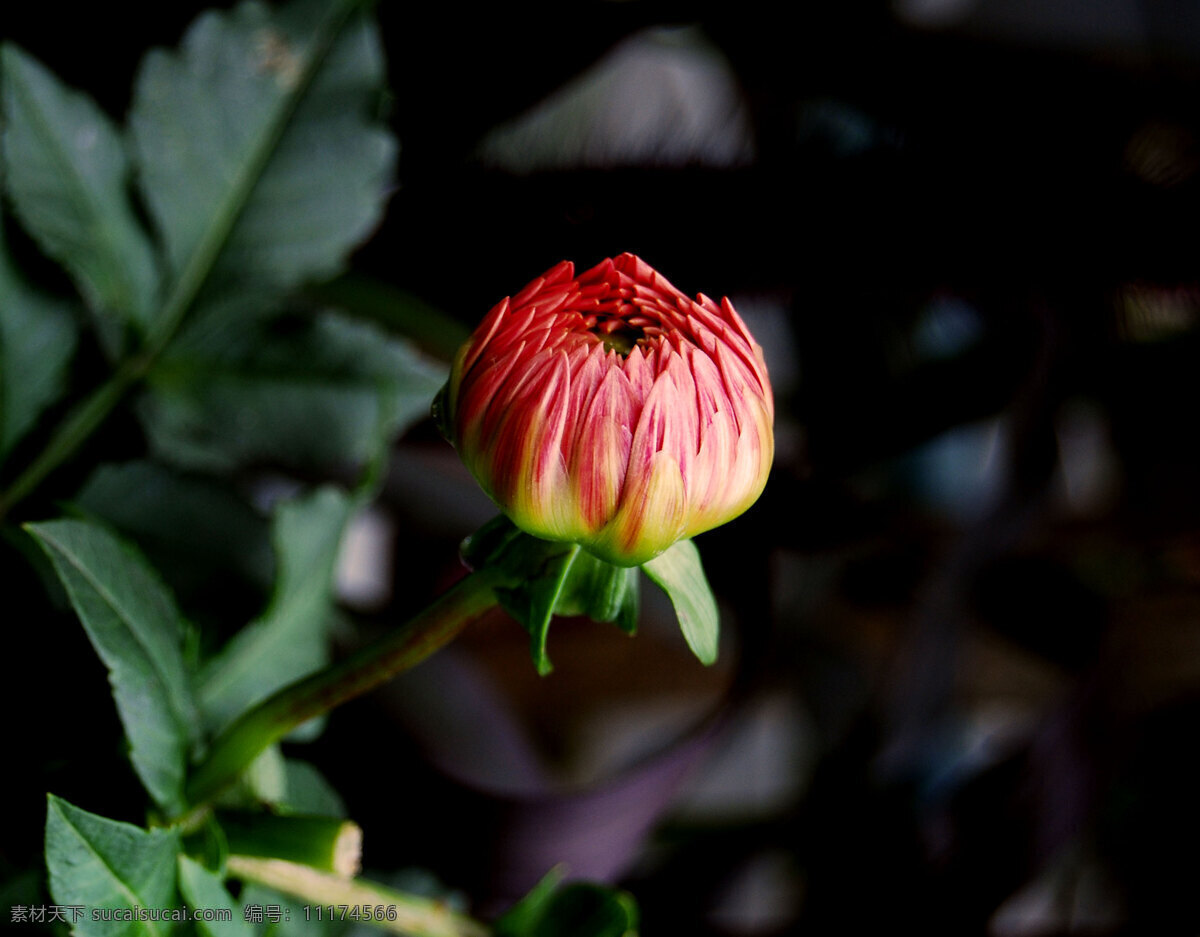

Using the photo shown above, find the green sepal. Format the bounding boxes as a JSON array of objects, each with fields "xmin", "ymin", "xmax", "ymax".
[
  {"xmin": 501, "ymin": 545, "xmax": 578, "ymax": 677},
  {"xmin": 461, "ymin": 517, "xmax": 639, "ymax": 675},
  {"xmin": 641, "ymin": 538, "xmax": 720, "ymax": 665},
  {"xmin": 555, "ymin": 549, "xmax": 640, "ymax": 635},
  {"xmin": 463, "ymin": 518, "xmax": 717, "ymax": 672},
  {"xmin": 462, "ymin": 516, "xmax": 575, "ymax": 676}
]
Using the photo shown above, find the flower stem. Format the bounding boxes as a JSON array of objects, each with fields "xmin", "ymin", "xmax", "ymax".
[
  {"xmin": 226, "ymin": 855, "xmax": 490, "ymax": 937},
  {"xmin": 185, "ymin": 567, "xmax": 505, "ymax": 810}
]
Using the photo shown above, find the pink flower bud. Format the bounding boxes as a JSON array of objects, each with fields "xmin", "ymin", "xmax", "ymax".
[{"xmin": 446, "ymin": 253, "xmax": 774, "ymax": 566}]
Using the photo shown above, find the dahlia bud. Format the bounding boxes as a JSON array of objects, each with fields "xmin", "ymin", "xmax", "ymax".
[{"xmin": 445, "ymin": 253, "xmax": 774, "ymax": 567}]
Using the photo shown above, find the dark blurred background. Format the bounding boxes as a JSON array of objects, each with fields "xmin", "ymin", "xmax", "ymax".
[{"xmin": 8, "ymin": 1, "xmax": 1200, "ymax": 934}]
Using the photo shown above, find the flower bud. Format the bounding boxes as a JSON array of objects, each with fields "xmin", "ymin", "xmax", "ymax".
[{"xmin": 446, "ymin": 253, "xmax": 774, "ymax": 566}]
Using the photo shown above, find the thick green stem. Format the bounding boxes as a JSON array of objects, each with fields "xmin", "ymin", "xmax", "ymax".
[
  {"xmin": 227, "ymin": 855, "xmax": 490, "ymax": 937},
  {"xmin": 185, "ymin": 568, "xmax": 504, "ymax": 809},
  {"xmin": 219, "ymin": 812, "xmax": 363, "ymax": 877}
]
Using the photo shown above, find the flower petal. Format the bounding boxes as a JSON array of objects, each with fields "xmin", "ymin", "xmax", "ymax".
[{"xmin": 449, "ymin": 254, "xmax": 773, "ymax": 566}]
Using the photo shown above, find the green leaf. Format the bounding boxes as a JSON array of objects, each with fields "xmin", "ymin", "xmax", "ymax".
[
  {"xmin": 0, "ymin": 222, "xmax": 77, "ymax": 459},
  {"xmin": 75, "ymin": 460, "xmax": 274, "ymax": 600},
  {"xmin": 495, "ymin": 869, "xmax": 639, "ymax": 937},
  {"xmin": 307, "ymin": 273, "xmax": 472, "ymax": 361},
  {"xmin": 198, "ymin": 486, "xmax": 352, "ymax": 734},
  {"xmin": 129, "ymin": 0, "xmax": 396, "ymax": 347},
  {"xmin": 641, "ymin": 538, "xmax": 719, "ymax": 665},
  {"xmin": 45, "ymin": 795, "xmax": 181, "ymax": 937},
  {"xmin": 0, "ymin": 45, "xmax": 159, "ymax": 355},
  {"xmin": 140, "ymin": 311, "xmax": 446, "ymax": 475},
  {"xmin": 26, "ymin": 521, "xmax": 198, "ymax": 813},
  {"xmin": 178, "ymin": 856, "xmax": 257, "ymax": 937},
  {"xmin": 280, "ymin": 759, "xmax": 346, "ymax": 817}
]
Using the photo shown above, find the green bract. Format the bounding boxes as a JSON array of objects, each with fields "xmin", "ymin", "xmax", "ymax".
[{"xmin": 463, "ymin": 515, "xmax": 720, "ymax": 672}]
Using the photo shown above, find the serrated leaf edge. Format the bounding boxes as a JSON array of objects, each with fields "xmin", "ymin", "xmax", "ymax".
[{"xmin": 46, "ymin": 795, "xmax": 176, "ymax": 937}]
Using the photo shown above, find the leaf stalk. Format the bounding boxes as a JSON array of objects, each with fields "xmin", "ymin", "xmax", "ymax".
[{"xmin": 184, "ymin": 567, "xmax": 505, "ymax": 810}]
